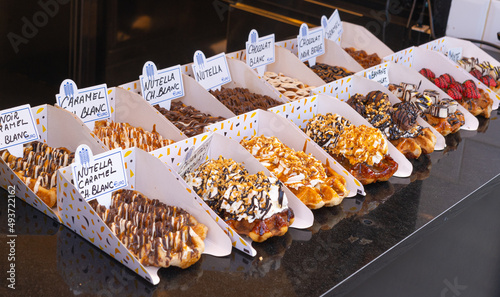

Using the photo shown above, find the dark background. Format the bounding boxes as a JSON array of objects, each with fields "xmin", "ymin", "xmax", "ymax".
[{"xmin": 0, "ymin": 0, "xmax": 451, "ymax": 111}]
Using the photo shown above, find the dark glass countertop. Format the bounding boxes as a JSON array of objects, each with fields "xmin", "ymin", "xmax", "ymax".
[{"xmin": 1, "ymin": 109, "xmax": 499, "ymax": 297}]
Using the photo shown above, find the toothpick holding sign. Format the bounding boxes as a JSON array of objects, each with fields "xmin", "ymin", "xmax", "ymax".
[
  {"xmin": 71, "ymin": 144, "xmax": 128, "ymax": 203},
  {"xmin": 245, "ymin": 29, "xmax": 275, "ymax": 76},
  {"xmin": 56, "ymin": 79, "xmax": 111, "ymax": 126},
  {"xmin": 321, "ymin": 9, "xmax": 343, "ymax": 45},
  {"xmin": 0, "ymin": 104, "xmax": 39, "ymax": 158},
  {"xmin": 297, "ymin": 23, "xmax": 325, "ymax": 66},
  {"xmin": 191, "ymin": 51, "xmax": 232, "ymax": 91},
  {"xmin": 139, "ymin": 61, "xmax": 184, "ymax": 110}
]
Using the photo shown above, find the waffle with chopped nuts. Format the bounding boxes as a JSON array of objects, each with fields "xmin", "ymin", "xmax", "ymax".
[
  {"xmin": 304, "ymin": 113, "xmax": 398, "ymax": 185},
  {"xmin": 240, "ymin": 135, "xmax": 349, "ymax": 209},
  {"xmin": 184, "ymin": 156, "xmax": 294, "ymax": 242}
]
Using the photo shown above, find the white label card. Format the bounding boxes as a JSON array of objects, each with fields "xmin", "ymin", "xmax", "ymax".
[
  {"xmin": 321, "ymin": 9, "xmax": 342, "ymax": 45},
  {"xmin": 139, "ymin": 61, "xmax": 184, "ymax": 109},
  {"xmin": 366, "ymin": 64, "xmax": 390, "ymax": 87},
  {"xmin": 178, "ymin": 134, "xmax": 213, "ymax": 177},
  {"xmin": 0, "ymin": 104, "xmax": 39, "ymax": 153},
  {"xmin": 245, "ymin": 29, "xmax": 275, "ymax": 75},
  {"xmin": 56, "ymin": 79, "xmax": 110, "ymax": 123},
  {"xmin": 447, "ymin": 47, "xmax": 463, "ymax": 63},
  {"xmin": 71, "ymin": 145, "xmax": 128, "ymax": 201},
  {"xmin": 192, "ymin": 51, "xmax": 232, "ymax": 91},
  {"xmin": 297, "ymin": 23, "xmax": 325, "ymax": 65}
]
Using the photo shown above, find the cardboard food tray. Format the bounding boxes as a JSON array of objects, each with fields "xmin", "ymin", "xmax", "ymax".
[
  {"xmin": 151, "ymin": 132, "xmax": 314, "ymax": 257},
  {"xmin": 0, "ymin": 104, "xmax": 107, "ymax": 223},
  {"xmin": 268, "ymin": 94, "xmax": 413, "ymax": 178},
  {"xmin": 357, "ymin": 61, "xmax": 479, "ymax": 131},
  {"xmin": 383, "ymin": 46, "xmax": 500, "ymax": 110},
  {"xmin": 204, "ymin": 109, "xmax": 365, "ymax": 196},
  {"xmin": 180, "ymin": 56, "xmax": 288, "ymax": 107},
  {"xmin": 275, "ymin": 38, "xmax": 364, "ymax": 74},
  {"xmin": 421, "ymin": 36, "xmax": 500, "ymax": 67},
  {"xmin": 119, "ymin": 73, "xmax": 236, "ymax": 122},
  {"xmin": 340, "ymin": 21, "xmax": 394, "ymax": 59},
  {"xmin": 56, "ymin": 147, "xmax": 232, "ymax": 285},
  {"xmin": 89, "ymin": 87, "xmax": 187, "ymax": 146}
]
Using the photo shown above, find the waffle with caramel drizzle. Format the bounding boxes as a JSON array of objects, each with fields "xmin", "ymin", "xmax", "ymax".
[
  {"xmin": 93, "ymin": 120, "xmax": 175, "ymax": 152},
  {"xmin": 90, "ymin": 189, "xmax": 207, "ymax": 269},
  {"xmin": 240, "ymin": 135, "xmax": 349, "ymax": 209},
  {"xmin": 347, "ymin": 91, "xmax": 437, "ymax": 159},
  {"xmin": 1, "ymin": 141, "xmax": 74, "ymax": 207},
  {"xmin": 184, "ymin": 156, "xmax": 294, "ymax": 242},
  {"xmin": 304, "ymin": 113, "xmax": 398, "ymax": 185}
]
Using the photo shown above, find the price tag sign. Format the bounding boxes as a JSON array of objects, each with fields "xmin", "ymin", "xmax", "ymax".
[
  {"xmin": 297, "ymin": 23, "xmax": 325, "ymax": 66},
  {"xmin": 178, "ymin": 133, "xmax": 213, "ymax": 177},
  {"xmin": 71, "ymin": 144, "xmax": 127, "ymax": 201},
  {"xmin": 321, "ymin": 9, "xmax": 343, "ymax": 44},
  {"xmin": 139, "ymin": 61, "xmax": 184, "ymax": 110},
  {"xmin": 245, "ymin": 29, "xmax": 275, "ymax": 76},
  {"xmin": 56, "ymin": 79, "xmax": 110, "ymax": 123},
  {"xmin": 192, "ymin": 51, "xmax": 231, "ymax": 91},
  {"xmin": 0, "ymin": 104, "xmax": 39, "ymax": 156},
  {"xmin": 447, "ymin": 47, "xmax": 463, "ymax": 63},
  {"xmin": 366, "ymin": 64, "xmax": 390, "ymax": 87}
]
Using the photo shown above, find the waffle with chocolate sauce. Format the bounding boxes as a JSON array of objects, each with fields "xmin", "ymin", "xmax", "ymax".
[
  {"xmin": 346, "ymin": 91, "xmax": 437, "ymax": 159},
  {"xmin": 344, "ymin": 47, "xmax": 382, "ymax": 69},
  {"xmin": 154, "ymin": 101, "xmax": 226, "ymax": 137},
  {"xmin": 240, "ymin": 135, "xmax": 349, "ymax": 209},
  {"xmin": 305, "ymin": 62, "xmax": 355, "ymax": 83},
  {"xmin": 457, "ymin": 57, "xmax": 500, "ymax": 94},
  {"xmin": 184, "ymin": 156, "xmax": 294, "ymax": 242},
  {"xmin": 90, "ymin": 189, "xmax": 207, "ymax": 269},
  {"xmin": 388, "ymin": 82, "xmax": 465, "ymax": 136},
  {"xmin": 1, "ymin": 141, "xmax": 75, "ymax": 207},
  {"xmin": 92, "ymin": 120, "xmax": 175, "ymax": 152},
  {"xmin": 304, "ymin": 113, "xmax": 398, "ymax": 185},
  {"xmin": 209, "ymin": 87, "xmax": 282, "ymax": 115}
]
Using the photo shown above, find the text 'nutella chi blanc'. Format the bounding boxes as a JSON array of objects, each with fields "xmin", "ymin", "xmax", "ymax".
[
  {"xmin": 0, "ymin": 104, "xmax": 39, "ymax": 156},
  {"xmin": 192, "ymin": 50, "xmax": 232, "ymax": 91},
  {"xmin": 71, "ymin": 144, "xmax": 127, "ymax": 202},
  {"xmin": 139, "ymin": 61, "xmax": 185, "ymax": 110},
  {"xmin": 56, "ymin": 79, "xmax": 111, "ymax": 124}
]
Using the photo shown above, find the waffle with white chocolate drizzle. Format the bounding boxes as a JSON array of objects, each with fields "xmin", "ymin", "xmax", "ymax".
[
  {"xmin": 388, "ymin": 82, "xmax": 465, "ymax": 136},
  {"xmin": 346, "ymin": 91, "xmax": 437, "ymax": 159},
  {"xmin": 184, "ymin": 156, "xmax": 294, "ymax": 242},
  {"xmin": 240, "ymin": 135, "xmax": 349, "ymax": 209},
  {"xmin": 304, "ymin": 113, "xmax": 398, "ymax": 185},
  {"xmin": 89, "ymin": 189, "xmax": 207, "ymax": 269},
  {"xmin": 93, "ymin": 120, "xmax": 175, "ymax": 152},
  {"xmin": 457, "ymin": 57, "xmax": 500, "ymax": 94},
  {"xmin": 262, "ymin": 71, "xmax": 316, "ymax": 101},
  {"xmin": 1, "ymin": 141, "xmax": 74, "ymax": 207}
]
